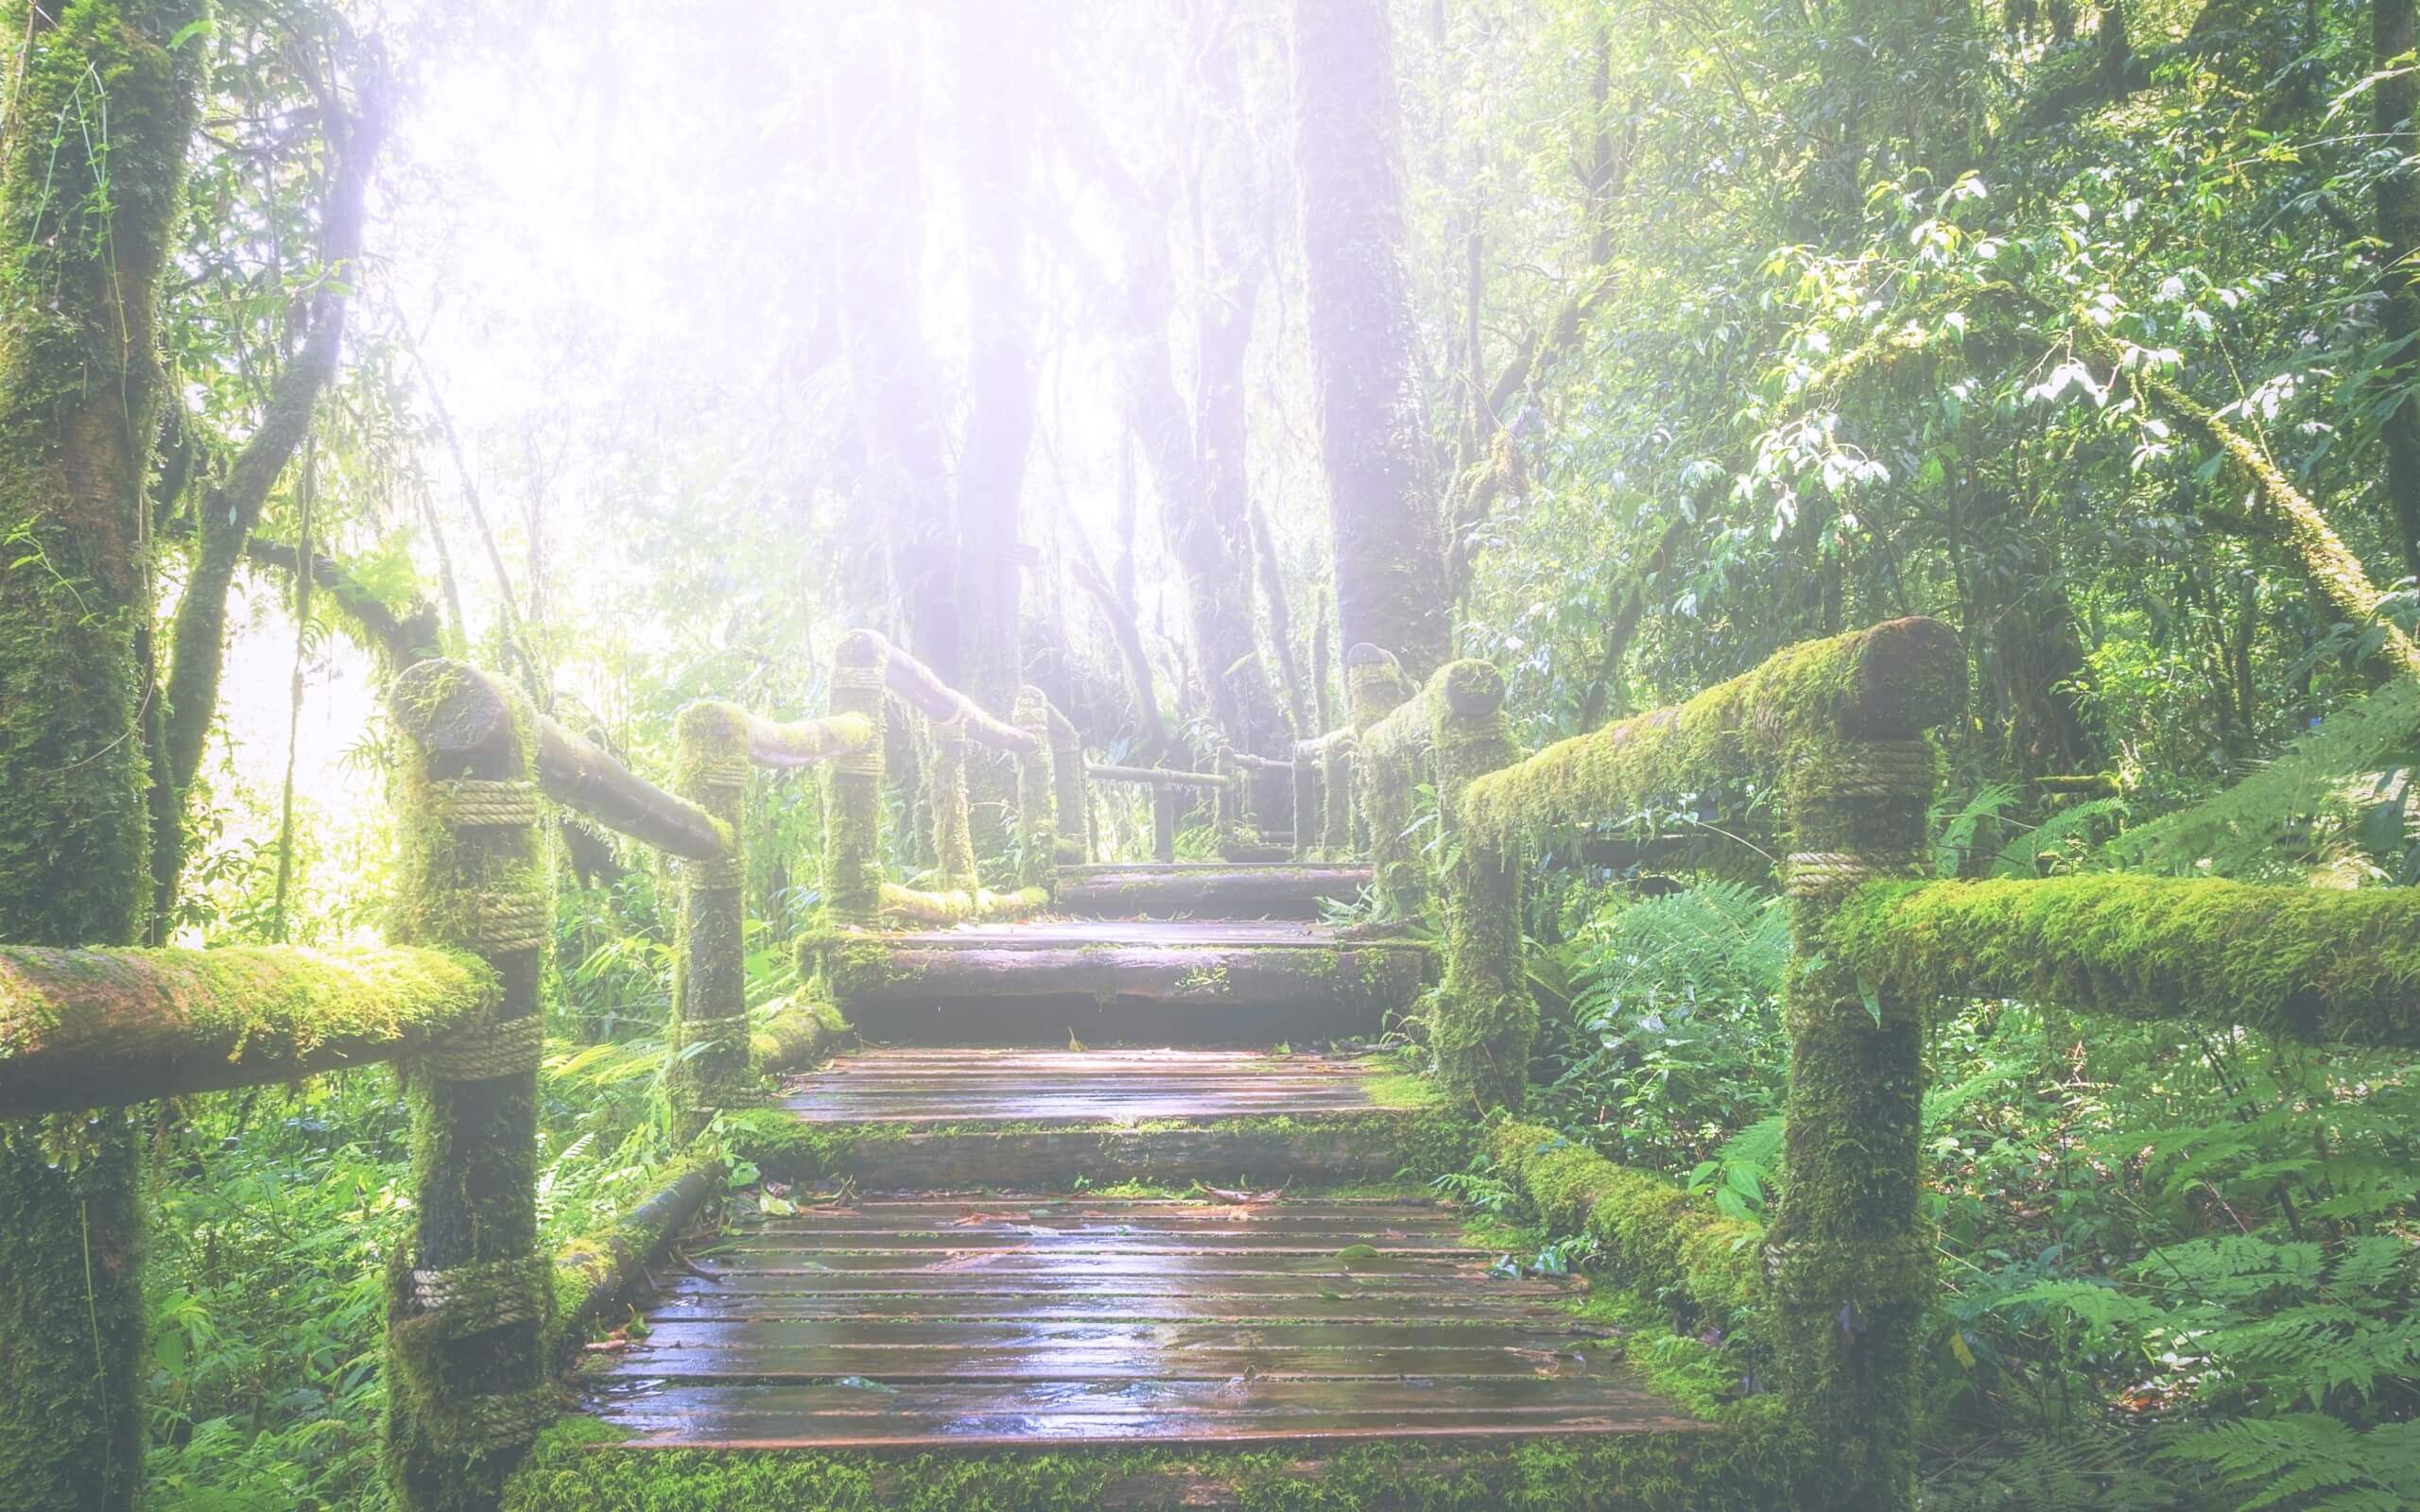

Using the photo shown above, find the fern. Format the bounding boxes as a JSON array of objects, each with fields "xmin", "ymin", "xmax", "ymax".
[
  {"xmin": 2159, "ymin": 1416, "xmax": 2420, "ymax": 1512},
  {"xmin": 2099, "ymin": 679, "xmax": 2420, "ymax": 879}
]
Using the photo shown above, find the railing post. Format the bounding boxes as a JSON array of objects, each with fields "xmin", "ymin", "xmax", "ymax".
[
  {"xmin": 928, "ymin": 713, "xmax": 978, "ymax": 893},
  {"xmin": 670, "ymin": 701, "xmax": 752, "ymax": 1139},
  {"xmin": 1427, "ymin": 661, "xmax": 1527, "ymax": 1109},
  {"xmin": 1767, "ymin": 625, "xmax": 1958, "ymax": 1512},
  {"xmin": 1152, "ymin": 785, "xmax": 1178, "ymax": 864},
  {"xmin": 1290, "ymin": 741, "xmax": 1321, "ymax": 861},
  {"xmin": 1212, "ymin": 740, "xmax": 1242, "ymax": 851},
  {"xmin": 1047, "ymin": 705, "xmax": 1089, "ymax": 864},
  {"xmin": 386, "ymin": 662, "xmax": 555, "ymax": 1509},
  {"xmin": 1012, "ymin": 685, "xmax": 1058, "ymax": 892},
  {"xmin": 1346, "ymin": 644, "xmax": 1418, "ymax": 914},
  {"xmin": 821, "ymin": 630, "xmax": 889, "ymax": 927},
  {"xmin": 1321, "ymin": 735, "xmax": 1355, "ymax": 859}
]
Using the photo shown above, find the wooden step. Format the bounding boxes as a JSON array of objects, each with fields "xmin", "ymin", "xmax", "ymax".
[
  {"xmin": 834, "ymin": 919, "xmax": 1427, "ymax": 1044},
  {"xmin": 1055, "ymin": 861, "xmax": 1369, "ymax": 919},
  {"xmin": 579, "ymin": 1194, "xmax": 1699, "ymax": 1452},
  {"xmin": 733, "ymin": 1045, "xmax": 1460, "ymax": 1191}
]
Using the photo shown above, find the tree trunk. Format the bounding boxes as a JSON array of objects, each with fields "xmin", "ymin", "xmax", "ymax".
[
  {"xmin": 0, "ymin": 7, "xmax": 203, "ymax": 1506},
  {"xmin": 1289, "ymin": 0, "xmax": 1452, "ymax": 679},
  {"xmin": 835, "ymin": 24, "xmax": 955, "ymax": 679},
  {"xmin": 952, "ymin": 0, "xmax": 1038, "ymax": 719},
  {"xmin": 151, "ymin": 79, "xmax": 384, "ymax": 936},
  {"xmin": 2378, "ymin": 0, "xmax": 2420, "ymax": 579}
]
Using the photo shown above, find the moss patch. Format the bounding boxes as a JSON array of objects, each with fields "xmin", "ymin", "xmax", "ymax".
[
  {"xmin": 1460, "ymin": 618, "xmax": 1961, "ymax": 851},
  {"xmin": 505, "ymin": 1413, "xmax": 1780, "ymax": 1512},
  {"xmin": 1829, "ymin": 873, "xmax": 2420, "ymax": 1047}
]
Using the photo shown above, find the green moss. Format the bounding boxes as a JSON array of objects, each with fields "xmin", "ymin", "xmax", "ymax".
[
  {"xmin": 1012, "ymin": 685, "xmax": 1059, "ymax": 893},
  {"xmin": 750, "ymin": 996, "xmax": 852, "ymax": 1074},
  {"xmin": 1424, "ymin": 661, "xmax": 1530, "ymax": 1111},
  {"xmin": 505, "ymin": 1412, "xmax": 1776, "ymax": 1512},
  {"xmin": 0, "ymin": 12, "xmax": 205, "ymax": 1498},
  {"xmin": 1460, "ymin": 618, "xmax": 1962, "ymax": 851},
  {"xmin": 1487, "ymin": 1122, "xmax": 1761, "ymax": 1336},
  {"xmin": 0, "ymin": 943, "xmax": 497, "ymax": 1105},
  {"xmin": 1829, "ymin": 874, "xmax": 2420, "ymax": 1047},
  {"xmin": 718, "ymin": 1108, "xmax": 1474, "ymax": 1190},
  {"xmin": 876, "ymin": 881, "xmax": 1049, "ymax": 924},
  {"xmin": 821, "ymin": 631, "xmax": 890, "ymax": 927}
]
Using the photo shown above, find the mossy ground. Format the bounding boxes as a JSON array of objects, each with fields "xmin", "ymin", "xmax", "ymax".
[{"xmin": 504, "ymin": 1413, "xmax": 1781, "ymax": 1512}]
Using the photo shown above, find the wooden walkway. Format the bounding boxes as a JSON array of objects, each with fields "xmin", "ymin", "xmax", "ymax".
[{"xmin": 576, "ymin": 866, "xmax": 1697, "ymax": 1455}]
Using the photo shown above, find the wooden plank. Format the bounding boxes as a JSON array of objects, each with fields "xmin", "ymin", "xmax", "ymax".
[
  {"xmin": 639, "ymin": 1294, "xmax": 1585, "ymax": 1325},
  {"xmin": 688, "ymin": 1253, "xmax": 1495, "ymax": 1277},
  {"xmin": 588, "ymin": 1344, "xmax": 1599, "ymax": 1382},
  {"xmin": 777, "ymin": 1122, "xmax": 1428, "ymax": 1189},
  {"xmin": 590, "ymin": 1375, "xmax": 1680, "ymax": 1421},
  {"xmin": 632, "ymin": 1319, "xmax": 1611, "ymax": 1351}
]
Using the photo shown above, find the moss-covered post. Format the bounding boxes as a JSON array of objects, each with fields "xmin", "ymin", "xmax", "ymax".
[
  {"xmin": 1290, "ymin": 741, "xmax": 1322, "ymax": 860},
  {"xmin": 1048, "ymin": 704, "xmax": 1089, "ymax": 864},
  {"xmin": 1012, "ymin": 685, "xmax": 1058, "ymax": 892},
  {"xmin": 1211, "ymin": 739, "xmax": 1243, "ymax": 850},
  {"xmin": 1347, "ymin": 644, "xmax": 1419, "ymax": 916},
  {"xmin": 1765, "ymin": 621, "xmax": 1961, "ymax": 1512},
  {"xmin": 1322, "ymin": 735, "xmax": 1356, "ymax": 859},
  {"xmin": 1427, "ymin": 661, "xmax": 1528, "ymax": 1109},
  {"xmin": 1152, "ymin": 785, "xmax": 1179, "ymax": 863},
  {"xmin": 927, "ymin": 713, "xmax": 979, "ymax": 893},
  {"xmin": 821, "ymin": 630, "xmax": 889, "ymax": 926},
  {"xmin": 669, "ymin": 701, "xmax": 752, "ymax": 1140},
  {"xmin": 387, "ymin": 661, "xmax": 557, "ymax": 1511},
  {"xmin": 0, "ymin": 7, "xmax": 204, "ymax": 1505}
]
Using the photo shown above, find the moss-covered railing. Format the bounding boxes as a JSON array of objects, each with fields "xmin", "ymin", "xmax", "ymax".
[
  {"xmin": 0, "ymin": 652, "xmax": 873, "ymax": 1511},
  {"xmin": 1308, "ymin": 616, "xmax": 1961, "ymax": 1512}
]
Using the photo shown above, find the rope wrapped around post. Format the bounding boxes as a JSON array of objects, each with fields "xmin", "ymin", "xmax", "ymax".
[
  {"xmin": 1345, "ymin": 644, "xmax": 1421, "ymax": 918},
  {"xmin": 927, "ymin": 711, "xmax": 979, "ymax": 894},
  {"xmin": 384, "ymin": 660, "xmax": 556, "ymax": 1506},
  {"xmin": 1011, "ymin": 686, "xmax": 1058, "ymax": 894},
  {"xmin": 821, "ymin": 631, "xmax": 890, "ymax": 929},
  {"xmin": 1424, "ymin": 662, "xmax": 1529, "ymax": 1110},
  {"xmin": 668, "ymin": 701, "xmax": 754, "ymax": 1139},
  {"xmin": 1762, "ymin": 630, "xmax": 1959, "ymax": 1512}
]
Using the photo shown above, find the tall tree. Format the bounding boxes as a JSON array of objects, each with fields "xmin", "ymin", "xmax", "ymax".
[
  {"xmin": 1288, "ymin": 0, "xmax": 1450, "ymax": 678},
  {"xmin": 952, "ymin": 0, "xmax": 1041, "ymax": 718},
  {"xmin": 2377, "ymin": 0, "xmax": 2420, "ymax": 578},
  {"xmin": 0, "ymin": 5, "xmax": 204, "ymax": 1505},
  {"xmin": 150, "ymin": 42, "xmax": 385, "ymax": 937}
]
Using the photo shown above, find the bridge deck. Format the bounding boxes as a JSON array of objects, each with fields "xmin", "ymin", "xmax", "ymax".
[
  {"xmin": 577, "ymin": 887, "xmax": 1702, "ymax": 1457},
  {"xmin": 778, "ymin": 1046, "xmax": 1387, "ymax": 1124},
  {"xmin": 580, "ymin": 1193, "xmax": 1697, "ymax": 1450}
]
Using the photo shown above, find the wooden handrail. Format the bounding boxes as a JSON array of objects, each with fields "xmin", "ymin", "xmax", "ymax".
[
  {"xmin": 0, "ymin": 943, "xmax": 497, "ymax": 1116},
  {"xmin": 1088, "ymin": 761, "xmax": 1230, "ymax": 787},
  {"xmin": 407, "ymin": 661, "xmax": 730, "ymax": 860}
]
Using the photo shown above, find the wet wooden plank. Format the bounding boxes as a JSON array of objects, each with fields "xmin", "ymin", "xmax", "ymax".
[
  {"xmin": 781, "ymin": 1046, "xmax": 1392, "ymax": 1125},
  {"xmin": 690, "ymin": 1250, "xmax": 1481, "ymax": 1277},
  {"xmin": 639, "ymin": 1293, "xmax": 1586, "ymax": 1324},
  {"xmin": 779, "ymin": 1121, "xmax": 1427, "ymax": 1188},
  {"xmin": 661, "ymin": 1269, "xmax": 1568, "ymax": 1300},
  {"xmin": 885, "ymin": 919, "xmax": 1334, "ymax": 947},
  {"xmin": 589, "ymin": 1342, "xmax": 1599, "ymax": 1382},
  {"xmin": 590, "ymin": 1375, "xmax": 1692, "ymax": 1425}
]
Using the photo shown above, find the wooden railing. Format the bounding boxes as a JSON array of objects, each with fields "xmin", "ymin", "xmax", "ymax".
[{"xmin": 16, "ymin": 604, "xmax": 2411, "ymax": 1512}]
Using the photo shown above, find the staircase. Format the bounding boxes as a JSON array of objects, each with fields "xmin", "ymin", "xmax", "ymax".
[{"xmin": 552, "ymin": 862, "xmax": 1714, "ymax": 1507}]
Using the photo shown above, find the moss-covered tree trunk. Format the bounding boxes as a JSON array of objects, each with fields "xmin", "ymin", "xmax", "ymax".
[
  {"xmin": 1768, "ymin": 729, "xmax": 1940, "ymax": 1511},
  {"xmin": 0, "ymin": 5, "xmax": 202, "ymax": 1505},
  {"xmin": 1288, "ymin": 0, "xmax": 1451, "ymax": 680}
]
